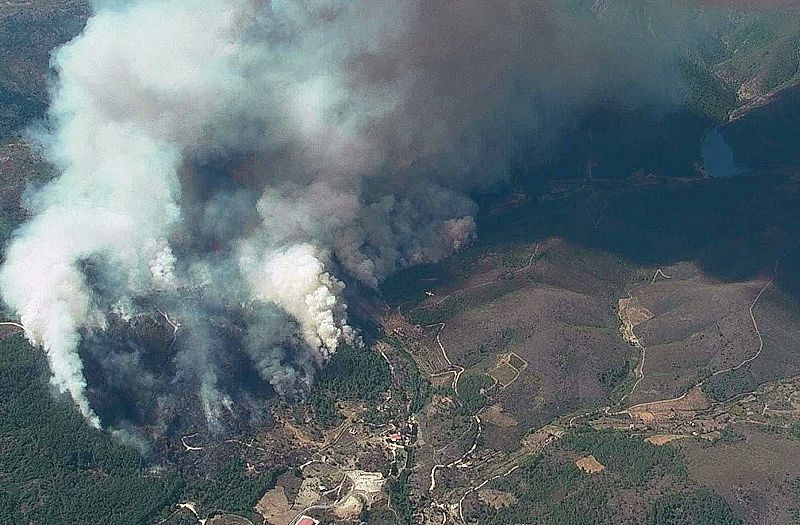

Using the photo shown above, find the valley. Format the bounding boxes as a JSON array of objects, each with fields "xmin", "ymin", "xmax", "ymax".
[{"xmin": 2, "ymin": 1, "xmax": 800, "ymax": 524}]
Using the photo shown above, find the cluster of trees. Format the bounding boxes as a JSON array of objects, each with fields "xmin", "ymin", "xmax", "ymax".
[
  {"xmin": 310, "ymin": 345, "xmax": 391, "ymax": 427},
  {"xmin": 387, "ymin": 339, "xmax": 431, "ymax": 413},
  {"xmin": 795, "ymin": 480, "xmax": 800, "ymax": 520},
  {"xmin": 0, "ymin": 335, "xmax": 183, "ymax": 524},
  {"xmin": 386, "ymin": 470, "xmax": 414, "ymax": 525},
  {"xmin": 1, "ymin": 335, "xmax": 279, "ymax": 525},
  {"xmin": 703, "ymin": 367, "xmax": 759, "ymax": 403},
  {"xmin": 469, "ymin": 428, "xmax": 741, "ymax": 525},
  {"xmin": 717, "ymin": 426, "xmax": 746, "ymax": 445},
  {"xmin": 678, "ymin": 58, "xmax": 738, "ymax": 123},
  {"xmin": 596, "ymin": 356, "xmax": 630, "ymax": 394},
  {"xmin": 314, "ymin": 345, "xmax": 390, "ymax": 401},
  {"xmin": 182, "ymin": 459, "xmax": 278, "ymax": 517},
  {"xmin": 562, "ymin": 429, "xmax": 686, "ymax": 486},
  {"xmin": 473, "ymin": 454, "xmax": 604, "ymax": 525},
  {"xmin": 465, "ymin": 328, "xmax": 519, "ymax": 367},
  {"xmin": 790, "ymin": 422, "xmax": 800, "ymax": 440},
  {"xmin": 357, "ymin": 503, "xmax": 400, "ymax": 525},
  {"xmin": 310, "ymin": 391, "xmax": 340, "ymax": 427},
  {"xmin": 647, "ymin": 490, "xmax": 742, "ymax": 525},
  {"xmin": 457, "ymin": 373, "xmax": 494, "ymax": 415}
]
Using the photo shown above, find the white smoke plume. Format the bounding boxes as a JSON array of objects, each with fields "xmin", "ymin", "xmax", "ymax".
[
  {"xmin": 0, "ymin": 0, "xmax": 259, "ymax": 428},
  {"xmin": 0, "ymin": 0, "xmax": 687, "ymax": 430},
  {"xmin": 240, "ymin": 242, "xmax": 357, "ymax": 360}
]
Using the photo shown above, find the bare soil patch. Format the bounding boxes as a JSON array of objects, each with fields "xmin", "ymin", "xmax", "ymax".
[
  {"xmin": 478, "ymin": 488, "xmax": 517, "ymax": 509},
  {"xmin": 507, "ymin": 353, "xmax": 527, "ymax": 370},
  {"xmin": 575, "ymin": 454, "xmax": 605, "ymax": 474},
  {"xmin": 256, "ymin": 486, "xmax": 294, "ymax": 525},
  {"xmin": 488, "ymin": 361, "xmax": 518, "ymax": 387},
  {"xmin": 482, "ymin": 404, "xmax": 518, "ymax": 428},
  {"xmin": 618, "ymin": 297, "xmax": 653, "ymax": 346},
  {"xmin": 206, "ymin": 515, "xmax": 254, "ymax": 525},
  {"xmin": 629, "ymin": 387, "xmax": 710, "ymax": 423},
  {"xmin": 644, "ymin": 434, "xmax": 688, "ymax": 446},
  {"xmin": 334, "ymin": 495, "xmax": 363, "ymax": 519}
]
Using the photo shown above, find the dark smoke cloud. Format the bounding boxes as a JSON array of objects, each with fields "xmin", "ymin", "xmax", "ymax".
[{"xmin": 0, "ymin": 0, "xmax": 694, "ymax": 433}]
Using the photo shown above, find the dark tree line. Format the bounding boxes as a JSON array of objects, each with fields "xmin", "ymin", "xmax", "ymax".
[{"xmin": 1, "ymin": 335, "xmax": 278, "ymax": 525}]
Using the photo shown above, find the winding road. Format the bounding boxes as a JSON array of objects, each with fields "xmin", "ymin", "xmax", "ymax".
[
  {"xmin": 429, "ymin": 322, "xmax": 465, "ymax": 395},
  {"xmin": 0, "ymin": 321, "xmax": 24, "ymax": 330},
  {"xmin": 426, "ymin": 254, "xmax": 785, "ymax": 524},
  {"xmin": 623, "ymin": 265, "xmax": 776, "ymax": 415},
  {"xmin": 425, "ymin": 247, "xmax": 545, "ymax": 499}
]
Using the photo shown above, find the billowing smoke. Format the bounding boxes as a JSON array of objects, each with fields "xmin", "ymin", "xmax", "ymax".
[
  {"xmin": 240, "ymin": 242, "xmax": 357, "ymax": 358},
  {"xmin": 0, "ymin": 0, "xmax": 688, "ymax": 432}
]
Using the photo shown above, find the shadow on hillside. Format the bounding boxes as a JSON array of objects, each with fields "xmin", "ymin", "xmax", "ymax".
[
  {"xmin": 479, "ymin": 172, "xmax": 799, "ymax": 291},
  {"xmin": 383, "ymin": 95, "xmax": 800, "ymax": 305},
  {"xmin": 484, "ymin": 92, "xmax": 800, "ymax": 296}
]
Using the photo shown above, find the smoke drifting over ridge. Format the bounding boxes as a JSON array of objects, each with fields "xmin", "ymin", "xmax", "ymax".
[{"xmin": 1, "ymin": 0, "xmax": 687, "ymax": 432}]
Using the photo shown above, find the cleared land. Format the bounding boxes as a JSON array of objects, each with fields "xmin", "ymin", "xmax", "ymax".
[{"xmin": 575, "ymin": 454, "xmax": 605, "ymax": 474}]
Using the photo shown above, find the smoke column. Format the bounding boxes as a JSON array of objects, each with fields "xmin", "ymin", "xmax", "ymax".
[{"xmin": 0, "ymin": 0, "xmax": 688, "ymax": 430}]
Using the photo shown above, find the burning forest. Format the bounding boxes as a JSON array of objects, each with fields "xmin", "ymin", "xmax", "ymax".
[{"xmin": 0, "ymin": 0, "xmax": 692, "ymax": 439}]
